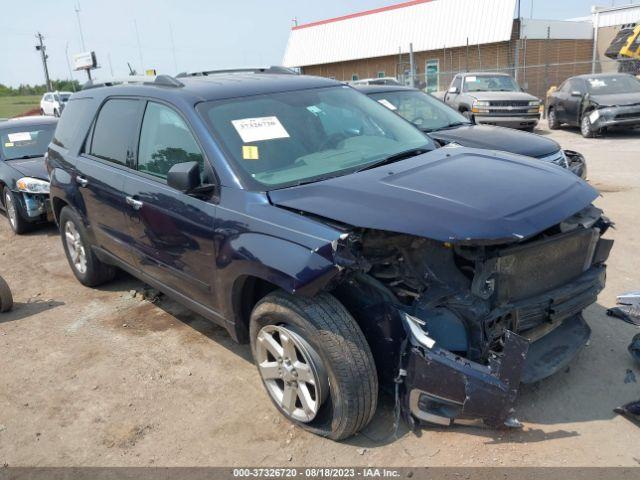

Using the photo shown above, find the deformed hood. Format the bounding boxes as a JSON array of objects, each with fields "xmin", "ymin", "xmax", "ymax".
[
  {"xmin": 590, "ymin": 92, "xmax": 640, "ymax": 107},
  {"xmin": 429, "ymin": 125, "xmax": 559, "ymax": 158},
  {"xmin": 269, "ymin": 148, "xmax": 598, "ymax": 245},
  {"xmin": 5, "ymin": 157, "xmax": 48, "ymax": 180}
]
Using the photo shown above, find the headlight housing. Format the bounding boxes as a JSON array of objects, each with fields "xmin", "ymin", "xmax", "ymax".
[
  {"xmin": 472, "ymin": 100, "xmax": 490, "ymax": 113},
  {"xmin": 528, "ymin": 100, "xmax": 540, "ymax": 106},
  {"xmin": 16, "ymin": 177, "xmax": 50, "ymax": 194}
]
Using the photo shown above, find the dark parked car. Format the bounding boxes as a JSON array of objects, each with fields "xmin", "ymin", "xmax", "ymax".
[
  {"xmin": 47, "ymin": 71, "xmax": 612, "ymax": 439},
  {"xmin": 0, "ymin": 116, "xmax": 56, "ymax": 233},
  {"xmin": 357, "ymin": 85, "xmax": 586, "ymax": 178},
  {"xmin": 547, "ymin": 73, "xmax": 640, "ymax": 138}
]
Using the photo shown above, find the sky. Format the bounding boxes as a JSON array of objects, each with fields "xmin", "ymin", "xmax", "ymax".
[{"xmin": 1, "ymin": 0, "xmax": 638, "ymax": 88}]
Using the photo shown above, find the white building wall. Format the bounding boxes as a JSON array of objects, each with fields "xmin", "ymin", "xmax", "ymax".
[{"xmin": 283, "ymin": 0, "xmax": 518, "ymax": 67}]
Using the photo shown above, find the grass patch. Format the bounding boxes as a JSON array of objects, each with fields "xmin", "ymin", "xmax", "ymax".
[{"xmin": 0, "ymin": 95, "xmax": 42, "ymax": 119}]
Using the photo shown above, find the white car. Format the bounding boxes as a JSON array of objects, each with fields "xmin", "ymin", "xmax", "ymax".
[{"xmin": 39, "ymin": 91, "xmax": 72, "ymax": 117}]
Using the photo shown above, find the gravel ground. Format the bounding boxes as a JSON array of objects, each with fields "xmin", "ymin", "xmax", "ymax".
[{"xmin": 0, "ymin": 120, "xmax": 639, "ymax": 467}]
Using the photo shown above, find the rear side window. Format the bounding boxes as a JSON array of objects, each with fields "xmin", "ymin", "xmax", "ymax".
[
  {"xmin": 52, "ymin": 97, "xmax": 93, "ymax": 149},
  {"xmin": 137, "ymin": 102, "xmax": 204, "ymax": 180},
  {"xmin": 90, "ymin": 99, "xmax": 140, "ymax": 165}
]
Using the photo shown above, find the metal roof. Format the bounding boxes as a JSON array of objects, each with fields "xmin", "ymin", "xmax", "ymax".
[
  {"xmin": 592, "ymin": 4, "xmax": 640, "ymax": 28},
  {"xmin": 283, "ymin": 0, "xmax": 518, "ymax": 67}
]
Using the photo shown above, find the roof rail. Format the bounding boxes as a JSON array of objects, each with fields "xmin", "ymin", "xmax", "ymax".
[
  {"xmin": 176, "ymin": 66, "xmax": 298, "ymax": 78},
  {"xmin": 81, "ymin": 74, "xmax": 184, "ymax": 90}
]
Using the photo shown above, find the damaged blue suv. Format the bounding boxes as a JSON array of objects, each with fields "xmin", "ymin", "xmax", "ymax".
[{"xmin": 47, "ymin": 69, "xmax": 613, "ymax": 440}]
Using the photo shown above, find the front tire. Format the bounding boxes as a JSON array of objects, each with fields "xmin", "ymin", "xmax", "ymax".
[
  {"xmin": 250, "ymin": 291, "xmax": 378, "ymax": 440},
  {"xmin": 0, "ymin": 276, "xmax": 13, "ymax": 313},
  {"xmin": 3, "ymin": 187, "xmax": 30, "ymax": 235},
  {"xmin": 581, "ymin": 113, "xmax": 597, "ymax": 138},
  {"xmin": 53, "ymin": 109, "xmax": 60, "ymax": 118},
  {"xmin": 59, "ymin": 207, "xmax": 115, "ymax": 287}
]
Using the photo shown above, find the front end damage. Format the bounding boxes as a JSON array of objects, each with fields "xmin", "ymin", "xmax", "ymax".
[{"xmin": 325, "ymin": 205, "xmax": 613, "ymax": 428}]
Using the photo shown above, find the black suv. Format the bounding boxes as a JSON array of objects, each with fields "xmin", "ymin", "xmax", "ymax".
[{"xmin": 47, "ymin": 71, "xmax": 612, "ymax": 440}]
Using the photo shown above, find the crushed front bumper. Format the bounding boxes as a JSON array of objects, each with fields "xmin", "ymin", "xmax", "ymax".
[
  {"xmin": 590, "ymin": 106, "xmax": 640, "ymax": 129},
  {"xmin": 16, "ymin": 191, "xmax": 51, "ymax": 222},
  {"xmin": 400, "ymin": 262, "xmax": 609, "ymax": 428}
]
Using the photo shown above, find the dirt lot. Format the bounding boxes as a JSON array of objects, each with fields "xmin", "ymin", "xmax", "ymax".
[{"xmin": 0, "ymin": 121, "xmax": 639, "ymax": 467}]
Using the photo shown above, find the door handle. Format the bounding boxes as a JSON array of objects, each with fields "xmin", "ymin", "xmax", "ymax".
[
  {"xmin": 126, "ymin": 196, "xmax": 144, "ymax": 210},
  {"xmin": 76, "ymin": 175, "xmax": 89, "ymax": 187}
]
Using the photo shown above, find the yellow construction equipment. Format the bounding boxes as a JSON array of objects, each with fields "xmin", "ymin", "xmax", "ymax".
[{"xmin": 605, "ymin": 24, "xmax": 640, "ymax": 74}]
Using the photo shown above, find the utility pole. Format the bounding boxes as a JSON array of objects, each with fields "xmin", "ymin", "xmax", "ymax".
[
  {"xmin": 35, "ymin": 32, "xmax": 52, "ymax": 92},
  {"xmin": 169, "ymin": 23, "xmax": 178, "ymax": 73},
  {"xmin": 134, "ymin": 20, "xmax": 144, "ymax": 72},
  {"xmin": 75, "ymin": 1, "xmax": 86, "ymax": 51}
]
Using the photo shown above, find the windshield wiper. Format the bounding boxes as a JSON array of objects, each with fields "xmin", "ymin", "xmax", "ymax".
[
  {"xmin": 354, "ymin": 147, "xmax": 430, "ymax": 173},
  {"xmin": 438, "ymin": 121, "xmax": 471, "ymax": 130}
]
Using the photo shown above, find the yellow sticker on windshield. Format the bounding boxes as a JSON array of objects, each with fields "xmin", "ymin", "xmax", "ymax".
[
  {"xmin": 4, "ymin": 142, "xmax": 13, "ymax": 147},
  {"xmin": 242, "ymin": 145, "xmax": 259, "ymax": 160}
]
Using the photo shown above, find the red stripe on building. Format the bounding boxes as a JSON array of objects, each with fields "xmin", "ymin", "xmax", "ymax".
[{"xmin": 292, "ymin": 0, "xmax": 434, "ymax": 30}]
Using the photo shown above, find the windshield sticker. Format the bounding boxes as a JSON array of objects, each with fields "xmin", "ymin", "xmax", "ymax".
[
  {"xmin": 7, "ymin": 132, "xmax": 32, "ymax": 143},
  {"xmin": 588, "ymin": 79, "xmax": 606, "ymax": 88},
  {"xmin": 231, "ymin": 116, "xmax": 290, "ymax": 143},
  {"xmin": 4, "ymin": 142, "xmax": 14, "ymax": 148},
  {"xmin": 306, "ymin": 105, "xmax": 323, "ymax": 115},
  {"xmin": 465, "ymin": 76, "xmax": 477, "ymax": 83},
  {"xmin": 242, "ymin": 145, "xmax": 259, "ymax": 160},
  {"xmin": 377, "ymin": 99, "xmax": 397, "ymax": 110}
]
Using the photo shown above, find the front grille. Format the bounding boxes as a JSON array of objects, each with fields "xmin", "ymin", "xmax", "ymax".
[
  {"xmin": 494, "ymin": 228, "xmax": 598, "ymax": 303},
  {"xmin": 615, "ymin": 111, "xmax": 640, "ymax": 120},
  {"xmin": 489, "ymin": 100, "xmax": 530, "ymax": 107}
]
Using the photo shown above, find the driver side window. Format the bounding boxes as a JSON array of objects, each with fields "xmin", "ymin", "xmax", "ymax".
[{"xmin": 137, "ymin": 102, "xmax": 204, "ymax": 181}]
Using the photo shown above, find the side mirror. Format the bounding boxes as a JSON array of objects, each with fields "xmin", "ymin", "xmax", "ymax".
[
  {"xmin": 167, "ymin": 161, "xmax": 201, "ymax": 193},
  {"xmin": 448, "ymin": 86, "xmax": 459, "ymax": 94},
  {"xmin": 570, "ymin": 91, "xmax": 582, "ymax": 97}
]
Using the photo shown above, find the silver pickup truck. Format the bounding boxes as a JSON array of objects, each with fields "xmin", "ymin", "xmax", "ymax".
[{"xmin": 443, "ymin": 72, "xmax": 541, "ymax": 131}]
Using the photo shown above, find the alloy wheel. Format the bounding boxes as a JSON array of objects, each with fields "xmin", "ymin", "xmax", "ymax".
[
  {"xmin": 255, "ymin": 325, "xmax": 328, "ymax": 423},
  {"xmin": 64, "ymin": 221, "xmax": 87, "ymax": 274},
  {"xmin": 581, "ymin": 116, "xmax": 592, "ymax": 137},
  {"xmin": 4, "ymin": 192, "xmax": 16, "ymax": 229}
]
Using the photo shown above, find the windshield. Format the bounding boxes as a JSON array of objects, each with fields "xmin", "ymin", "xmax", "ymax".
[
  {"xmin": 464, "ymin": 75, "xmax": 519, "ymax": 92},
  {"xmin": 368, "ymin": 90, "xmax": 470, "ymax": 132},
  {"xmin": 585, "ymin": 75, "xmax": 640, "ymax": 94},
  {"xmin": 198, "ymin": 86, "xmax": 433, "ymax": 190},
  {"xmin": 0, "ymin": 124, "xmax": 55, "ymax": 161}
]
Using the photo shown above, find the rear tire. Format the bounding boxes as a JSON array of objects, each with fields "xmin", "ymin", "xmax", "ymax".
[
  {"xmin": 581, "ymin": 113, "xmax": 597, "ymax": 138},
  {"xmin": 3, "ymin": 187, "xmax": 31, "ymax": 235},
  {"xmin": 250, "ymin": 291, "xmax": 378, "ymax": 440},
  {"xmin": 0, "ymin": 276, "xmax": 13, "ymax": 313},
  {"xmin": 39, "ymin": 109, "xmax": 45, "ymax": 116},
  {"xmin": 59, "ymin": 207, "xmax": 116, "ymax": 287},
  {"xmin": 548, "ymin": 108, "xmax": 560, "ymax": 130}
]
